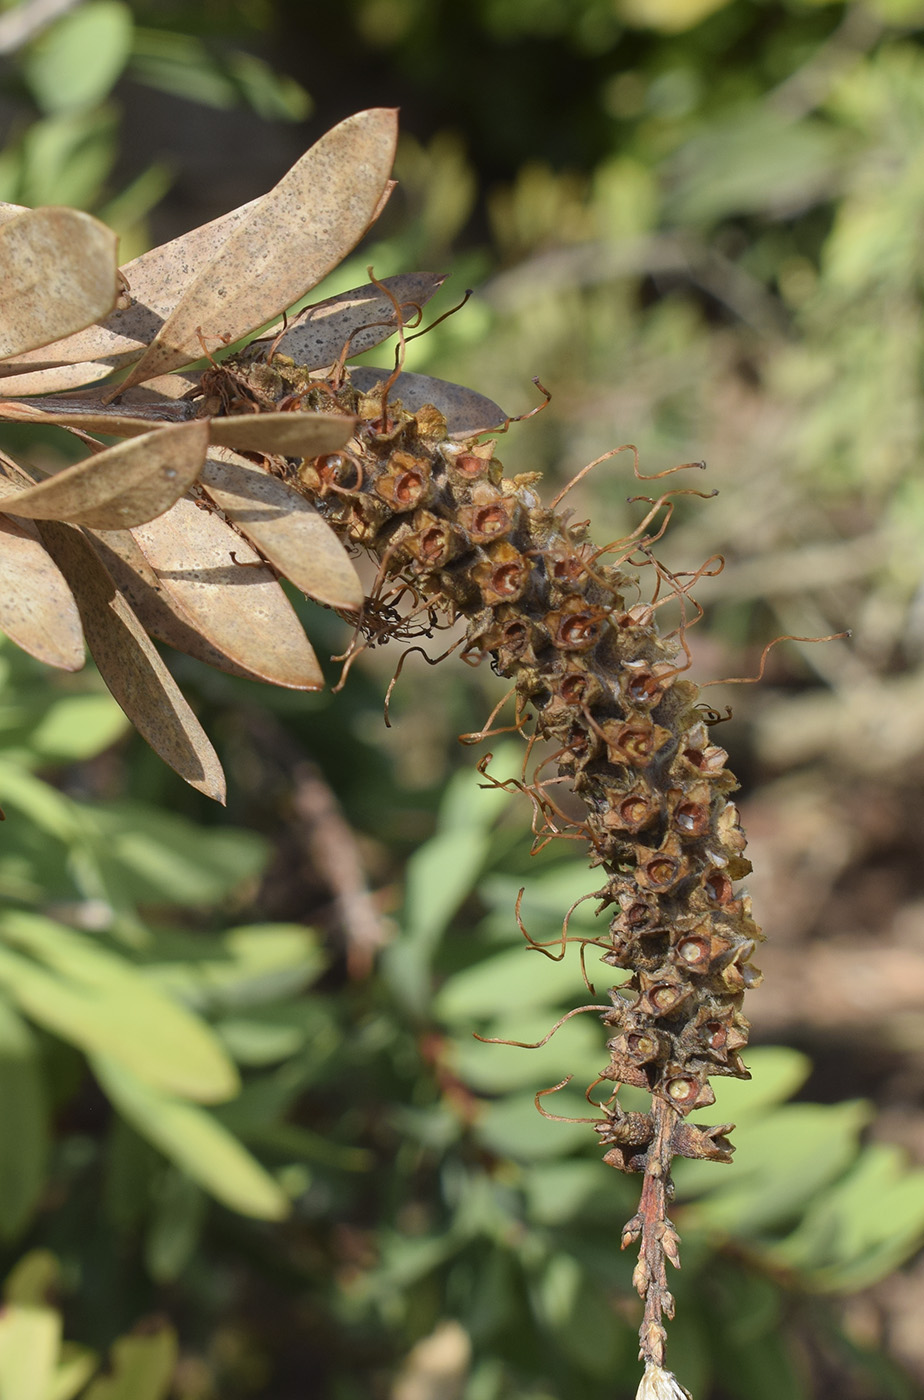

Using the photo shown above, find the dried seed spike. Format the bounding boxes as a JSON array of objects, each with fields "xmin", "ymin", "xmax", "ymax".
[
  {"xmin": 0, "ymin": 207, "xmax": 119, "ymax": 362},
  {"xmin": 114, "ymin": 108, "xmax": 400, "ymax": 392}
]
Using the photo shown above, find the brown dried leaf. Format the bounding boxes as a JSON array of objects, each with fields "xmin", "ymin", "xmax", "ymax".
[
  {"xmin": 35, "ymin": 520, "xmax": 226, "ymax": 801},
  {"xmin": 202, "ymin": 447, "xmax": 364, "ymax": 611},
  {"xmin": 117, "ymin": 108, "xmax": 399, "ymax": 391},
  {"xmin": 248, "ymin": 272, "xmax": 447, "ymax": 370},
  {"xmin": 0, "ymin": 397, "xmax": 355, "ymax": 458},
  {"xmin": 0, "ymin": 395, "xmax": 194, "ymax": 436},
  {"xmin": 0, "ymin": 420, "xmax": 208, "ymax": 528},
  {"xmin": 0, "ymin": 199, "xmax": 261, "ymax": 394},
  {"xmin": 350, "ymin": 367, "xmax": 508, "ymax": 435},
  {"xmin": 0, "ymin": 208, "xmax": 119, "ymax": 362},
  {"xmin": 86, "ymin": 528, "xmax": 295, "ymax": 685},
  {"xmin": 0, "ymin": 514, "xmax": 84, "ymax": 669},
  {"xmin": 208, "ymin": 412, "xmax": 356, "ymax": 456},
  {"xmin": 130, "ymin": 497, "xmax": 325, "ymax": 690}
]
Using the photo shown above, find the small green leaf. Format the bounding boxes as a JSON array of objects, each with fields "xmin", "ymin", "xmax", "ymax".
[
  {"xmin": 24, "ymin": 2, "xmax": 133, "ymax": 114},
  {"xmin": 82, "ymin": 1323, "xmax": 176, "ymax": 1400},
  {"xmin": 94, "ymin": 1056, "xmax": 290, "ymax": 1221},
  {"xmin": 0, "ymin": 1302, "xmax": 60, "ymax": 1400},
  {"xmin": 29, "ymin": 694, "xmax": 128, "ymax": 762}
]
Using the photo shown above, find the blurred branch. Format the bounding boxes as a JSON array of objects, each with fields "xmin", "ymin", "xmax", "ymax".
[
  {"xmin": 484, "ymin": 233, "xmax": 790, "ymax": 338},
  {"xmin": 767, "ymin": 3, "xmax": 883, "ymax": 122},
  {"xmin": 0, "ymin": 0, "xmax": 83, "ymax": 54},
  {"xmin": 292, "ymin": 759, "xmax": 387, "ymax": 978}
]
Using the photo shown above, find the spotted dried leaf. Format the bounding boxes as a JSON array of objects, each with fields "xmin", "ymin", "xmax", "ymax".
[
  {"xmin": 0, "ymin": 514, "xmax": 84, "ymax": 669},
  {"xmin": 201, "ymin": 447, "xmax": 364, "ymax": 611},
  {"xmin": 349, "ymin": 367, "xmax": 507, "ymax": 434},
  {"xmin": 86, "ymin": 527, "xmax": 290, "ymax": 685},
  {"xmin": 0, "ymin": 420, "xmax": 208, "ymax": 529},
  {"xmin": 35, "ymin": 521, "xmax": 226, "ymax": 801},
  {"xmin": 0, "ymin": 208, "xmax": 119, "ymax": 363},
  {"xmin": 0, "ymin": 199, "xmax": 261, "ymax": 395},
  {"xmin": 248, "ymin": 272, "xmax": 447, "ymax": 370},
  {"xmin": 117, "ymin": 108, "xmax": 399, "ymax": 392},
  {"xmin": 130, "ymin": 497, "xmax": 325, "ymax": 689},
  {"xmin": 0, "ymin": 396, "xmax": 356, "ymax": 458}
]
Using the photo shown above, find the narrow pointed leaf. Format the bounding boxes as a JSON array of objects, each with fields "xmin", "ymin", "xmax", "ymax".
[
  {"xmin": 248, "ymin": 272, "xmax": 447, "ymax": 369},
  {"xmin": 202, "ymin": 447, "xmax": 364, "ymax": 610},
  {"xmin": 0, "ymin": 1000, "xmax": 49, "ymax": 1238},
  {"xmin": 86, "ymin": 527, "xmax": 287, "ymax": 684},
  {"xmin": 0, "ymin": 396, "xmax": 194, "ymax": 437},
  {"xmin": 0, "ymin": 910, "xmax": 239, "ymax": 1102},
  {"xmin": 118, "ymin": 108, "xmax": 399, "ymax": 390},
  {"xmin": 350, "ymin": 366, "xmax": 508, "ymax": 434},
  {"xmin": 130, "ymin": 497, "xmax": 325, "ymax": 689},
  {"xmin": 0, "ymin": 208, "xmax": 118, "ymax": 362},
  {"xmin": 94, "ymin": 1056, "xmax": 290, "ymax": 1220},
  {"xmin": 0, "ymin": 397, "xmax": 355, "ymax": 457},
  {"xmin": 208, "ymin": 410, "xmax": 355, "ymax": 455},
  {"xmin": 0, "ymin": 514, "xmax": 84, "ymax": 668},
  {"xmin": 34, "ymin": 521, "xmax": 226, "ymax": 801},
  {"xmin": 0, "ymin": 420, "xmax": 208, "ymax": 528},
  {"xmin": 0, "ymin": 199, "xmax": 260, "ymax": 395}
]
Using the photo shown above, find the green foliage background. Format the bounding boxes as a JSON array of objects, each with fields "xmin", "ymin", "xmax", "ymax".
[{"xmin": 1, "ymin": 0, "xmax": 924, "ymax": 1396}]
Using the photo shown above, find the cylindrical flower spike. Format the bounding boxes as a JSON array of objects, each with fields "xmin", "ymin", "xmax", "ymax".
[{"xmin": 215, "ymin": 353, "xmax": 762, "ymax": 1374}]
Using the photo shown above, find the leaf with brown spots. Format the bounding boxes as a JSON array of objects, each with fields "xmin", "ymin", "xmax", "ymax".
[
  {"xmin": 0, "ymin": 208, "xmax": 119, "ymax": 362},
  {"xmin": 0, "ymin": 421, "xmax": 209, "ymax": 529},
  {"xmin": 116, "ymin": 109, "xmax": 399, "ymax": 392},
  {"xmin": 248, "ymin": 272, "xmax": 447, "ymax": 370},
  {"xmin": 0, "ymin": 515, "xmax": 84, "ymax": 669},
  {"xmin": 129, "ymin": 497, "xmax": 325, "ymax": 690},
  {"xmin": 202, "ymin": 447, "xmax": 364, "ymax": 611},
  {"xmin": 34, "ymin": 521, "xmax": 226, "ymax": 801},
  {"xmin": 350, "ymin": 367, "xmax": 507, "ymax": 435}
]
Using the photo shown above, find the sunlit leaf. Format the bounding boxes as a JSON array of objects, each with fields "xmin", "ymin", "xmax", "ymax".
[
  {"xmin": 117, "ymin": 108, "xmax": 399, "ymax": 389},
  {"xmin": 350, "ymin": 366, "xmax": 507, "ymax": 433},
  {"xmin": 0, "ymin": 1300, "xmax": 60, "ymax": 1400},
  {"xmin": 0, "ymin": 420, "xmax": 208, "ymax": 528},
  {"xmin": 0, "ymin": 514, "xmax": 84, "ymax": 669},
  {"xmin": 129, "ymin": 496, "xmax": 325, "ymax": 689},
  {"xmin": 202, "ymin": 447, "xmax": 364, "ymax": 610},
  {"xmin": 0, "ymin": 198, "xmax": 261, "ymax": 392},
  {"xmin": 34, "ymin": 521, "xmax": 226, "ymax": 800},
  {"xmin": 0, "ymin": 208, "xmax": 118, "ymax": 362},
  {"xmin": 94, "ymin": 1056, "xmax": 291, "ymax": 1220},
  {"xmin": 82, "ymin": 1323, "xmax": 176, "ymax": 1400}
]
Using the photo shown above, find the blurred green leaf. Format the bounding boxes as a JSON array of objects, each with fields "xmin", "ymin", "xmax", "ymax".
[
  {"xmin": 0, "ymin": 910, "xmax": 239, "ymax": 1102},
  {"xmin": 23, "ymin": 2, "xmax": 133, "ymax": 115},
  {"xmin": 28, "ymin": 694, "xmax": 128, "ymax": 763},
  {"xmin": 94, "ymin": 1055, "xmax": 290, "ymax": 1220},
  {"xmin": 82, "ymin": 1324, "xmax": 176, "ymax": 1400},
  {"xmin": 0, "ymin": 997, "xmax": 48, "ymax": 1238}
]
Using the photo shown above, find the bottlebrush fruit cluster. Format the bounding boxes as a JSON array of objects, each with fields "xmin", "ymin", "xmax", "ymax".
[
  {"xmin": 230, "ymin": 354, "xmax": 764, "ymax": 1374},
  {"xmin": 0, "ymin": 108, "xmax": 762, "ymax": 1393}
]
